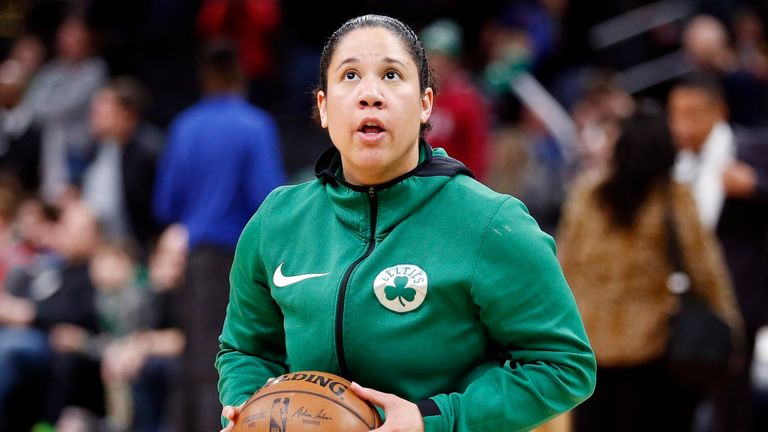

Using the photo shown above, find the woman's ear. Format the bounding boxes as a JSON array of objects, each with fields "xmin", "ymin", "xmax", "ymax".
[
  {"xmin": 420, "ymin": 87, "xmax": 434, "ymax": 125},
  {"xmin": 317, "ymin": 90, "xmax": 328, "ymax": 128}
]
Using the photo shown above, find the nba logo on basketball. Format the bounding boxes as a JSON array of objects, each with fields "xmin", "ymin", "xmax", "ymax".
[
  {"xmin": 269, "ymin": 398, "xmax": 289, "ymax": 432},
  {"xmin": 230, "ymin": 371, "xmax": 382, "ymax": 431}
]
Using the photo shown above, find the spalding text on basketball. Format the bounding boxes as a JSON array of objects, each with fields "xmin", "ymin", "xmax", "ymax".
[{"xmin": 268, "ymin": 373, "xmax": 348, "ymax": 397}]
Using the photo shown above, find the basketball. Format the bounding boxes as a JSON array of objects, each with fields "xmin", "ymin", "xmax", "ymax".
[{"xmin": 232, "ymin": 371, "xmax": 383, "ymax": 432}]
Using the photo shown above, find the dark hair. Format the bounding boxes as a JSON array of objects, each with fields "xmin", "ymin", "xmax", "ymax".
[
  {"xmin": 671, "ymin": 72, "xmax": 724, "ymax": 102},
  {"xmin": 313, "ymin": 14, "xmax": 436, "ymax": 137},
  {"xmin": 104, "ymin": 76, "xmax": 150, "ymax": 116},
  {"xmin": 199, "ymin": 39, "xmax": 243, "ymax": 87},
  {"xmin": 598, "ymin": 103, "xmax": 677, "ymax": 228}
]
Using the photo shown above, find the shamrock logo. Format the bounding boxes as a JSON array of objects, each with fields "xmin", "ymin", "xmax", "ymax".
[
  {"xmin": 373, "ymin": 264, "xmax": 428, "ymax": 313},
  {"xmin": 384, "ymin": 276, "xmax": 417, "ymax": 307}
]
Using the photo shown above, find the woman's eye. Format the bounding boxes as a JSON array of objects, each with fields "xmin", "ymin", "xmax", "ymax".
[
  {"xmin": 344, "ymin": 71, "xmax": 359, "ymax": 81},
  {"xmin": 384, "ymin": 71, "xmax": 400, "ymax": 80}
]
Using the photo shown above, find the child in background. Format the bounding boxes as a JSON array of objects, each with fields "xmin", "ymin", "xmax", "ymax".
[
  {"xmin": 48, "ymin": 238, "xmax": 150, "ymax": 431},
  {"xmin": 100, "ymin": 224, "xmax": 187, "ymax": 432}
]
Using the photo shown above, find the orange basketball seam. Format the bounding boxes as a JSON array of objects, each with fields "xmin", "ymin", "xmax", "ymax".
[{"xmin": 248, "ymin": 389, "xmax": 377, "ymax": 429}]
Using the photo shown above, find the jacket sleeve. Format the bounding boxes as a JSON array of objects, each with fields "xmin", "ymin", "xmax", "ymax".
[
  {"xmin": 423, "ymin": 197, "xmax": 596, "ymax": 432},
  {"xmin": 215, "ymin": 202, "xmax": 288, "ymax": 415}
]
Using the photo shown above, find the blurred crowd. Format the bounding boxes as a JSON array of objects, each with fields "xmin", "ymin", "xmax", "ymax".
[{"xmin": 0, "ymin": 0, "xmax": 767, "ymax": 431}]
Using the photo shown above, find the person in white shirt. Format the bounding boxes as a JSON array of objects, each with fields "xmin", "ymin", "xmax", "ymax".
[
  {"xmin": 669, "ymin": 76, "xmax": 737, "ymax": 228},
  {"xmin": 668, "ymin": 72, "xmax": 768, "ymax": 432}
]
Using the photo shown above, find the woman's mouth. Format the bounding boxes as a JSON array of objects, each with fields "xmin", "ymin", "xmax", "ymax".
[
  {"xmin": 361, "ymin": 125, "xmax": 384, "ymax": 134},
  {"xmin": 357, "ymin": 121, "xmax": 387, "ymax": 142}
]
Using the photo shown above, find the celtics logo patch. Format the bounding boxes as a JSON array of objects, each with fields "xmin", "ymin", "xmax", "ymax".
[{"xmin": 373, "ymin": 264, "xmax": 428, "ymax": 313}]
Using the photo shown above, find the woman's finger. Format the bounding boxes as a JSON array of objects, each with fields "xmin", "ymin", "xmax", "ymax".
[
  {"xmin": 222, "ymin": 406, "xmax": 235, "ymax": 420},
  {"xmin": 220, "ymin": 404, "xmax": 241, "ymax": 432},
  {"xmin": 351, "ymin": 382, "xmax": 394, "ymax": 408}
]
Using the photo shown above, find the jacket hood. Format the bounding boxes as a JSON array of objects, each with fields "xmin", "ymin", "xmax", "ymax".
[
  {"xmin": 313, "ymin": 140, "xmax": 474, "ymax": 236},
  {"xmin": 314, "ymin": 139, "xmax": 473, "ymax": 188}
]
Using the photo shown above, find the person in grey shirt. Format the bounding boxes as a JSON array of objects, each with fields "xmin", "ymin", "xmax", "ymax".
[{"xmin": 22, "ymin": 14, "xmax": 107, "ymax": 203}]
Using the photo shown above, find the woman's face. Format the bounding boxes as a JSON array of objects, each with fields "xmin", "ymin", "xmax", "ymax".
[{"xmin": 317, "ymin": 27, "xmax": 433, "ymax": 185}]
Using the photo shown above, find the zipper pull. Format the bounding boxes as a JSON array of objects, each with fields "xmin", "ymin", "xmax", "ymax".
[{"xmin": 368, "ymin": 186, "xmax": 376, "ymax": 199}]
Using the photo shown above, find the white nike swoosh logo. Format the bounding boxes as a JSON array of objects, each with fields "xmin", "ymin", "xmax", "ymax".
[{"xmin": 272, "ymin": 262, "xmax": 329, "ymax": 287}]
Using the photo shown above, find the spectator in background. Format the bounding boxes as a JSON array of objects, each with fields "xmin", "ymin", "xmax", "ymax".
[
  {"xmin": 484, "ymin": 108, "xmax": 568, "ymax": 235},
  {"xmin": 733, "ymin": 9, "xmax": 768, "ymax": 83},
  {"xmin": 669, "ymin": 74, "xmax": 735, "ymax": 230},
  {"xmin": 0, "ymin": 47, "xmax": 43, "ymax": 193},
  {"xmin": 7, "ymin": 34, "xmax": 47, "ymax": 79},
  {"xmin": 683, "ymin": 15, "xmax": 735, "ymax": 75},
  {"xmin": 683, "ymin": 14, "xmax": 768, "ymax": 128},
  {"xmin": 45, "ymin": 241, "xmax": 149, "ymax": 430},
  {"xmin": 0, "ymin": 198, "xmax": 58, "ymax": 428},
  {"xmin": 22, "ymin": 14, "xmax": 107, "ymax": 203},
  {"xmin": 0, "ymin": 201, "xmax": 101, "ymax": 430},
  {"xmin": 197, "ymin": 0, "xmax": 281, "ymax": 108},
  {"xmin": 0, "ymin": 196, "xmax": 51, "ymax": 293},
  {"xmin": 153, "ymin": 40, "xmax": 285, "ymax": 431},
  {"xmin": 101, "ymin": 224, "xmax": 187, "ymax": 432},
  {"xmin": 44, "ymin": 238, "xmax": 149, "ymax": 431},
  {"xmin": 81, "ymin": 77, "xmax": 163, "ymax": 253},
  {"xmin": 569, "ymin": 71, "xmax": 635, "ymax": 175},
  {"xmin": 493, "ymin": 0, "xmax": 561, "ymax": 72},
  {"xmin": 422, "ymin": 19, "xmax": 491, "ymax": 180},
  {"xmin": 668, "ymin": 74, "xmax": 768, "ymax": 432},
  {"xmin": 558, "ymin": 106, "xmax": 741, "ymax": 432}
]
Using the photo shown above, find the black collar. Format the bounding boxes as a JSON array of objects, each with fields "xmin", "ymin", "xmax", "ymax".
[{"xmin": 313, "ymin": 139, "xmax": 474, "ymax": 192}]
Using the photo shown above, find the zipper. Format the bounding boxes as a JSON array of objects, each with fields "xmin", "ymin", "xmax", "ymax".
[{"xmin": 335, "ymin": 186, "xmax": 378, "ymax": 377}]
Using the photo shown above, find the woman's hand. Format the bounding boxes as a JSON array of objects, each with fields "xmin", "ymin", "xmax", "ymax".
[
  {"xmin": 351, "ymin": 382, "xmax": 424, "ymax": 432},
  {"xmin": 220, "ymin": 377, "xmax": 277, "ymax": 432},
  {"xmin": 220, "ymin": 403, "xmax": 245, "ymax": 432}
]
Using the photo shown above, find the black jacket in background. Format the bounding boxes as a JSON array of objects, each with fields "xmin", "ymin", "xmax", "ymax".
[
  {"xmin": 717, "ymin": 127, "xmax": 768, "ymax": 333},
  {"xmin": 121, "ymin": 124, "xmax": 163, "ymax": 248},
  {"xmin": 5, "ymin": 261, "xmax": 98, "ymax": 333},
  {"xmin": 0, "ymin": 122, "xmax": 41, "ymax": 192}
]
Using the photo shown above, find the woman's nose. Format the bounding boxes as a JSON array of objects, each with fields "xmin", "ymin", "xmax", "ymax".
[{"xmin": 358, "ymin": 79, "xmax": 384, "ymax": 108}]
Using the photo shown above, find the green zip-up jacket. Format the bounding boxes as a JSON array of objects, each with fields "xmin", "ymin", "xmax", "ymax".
[{"xmin": 216, "ymin": 142, "xmax": 596, "ymax": 431}]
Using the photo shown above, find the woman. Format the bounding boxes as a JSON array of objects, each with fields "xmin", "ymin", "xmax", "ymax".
[
  {"xmin": 217, "ymin": 15, "xmax": 595, "ymax": 432},
  {"xmin": 558, "ymin": 107, "xmax": 741, "ymax": 431}
]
